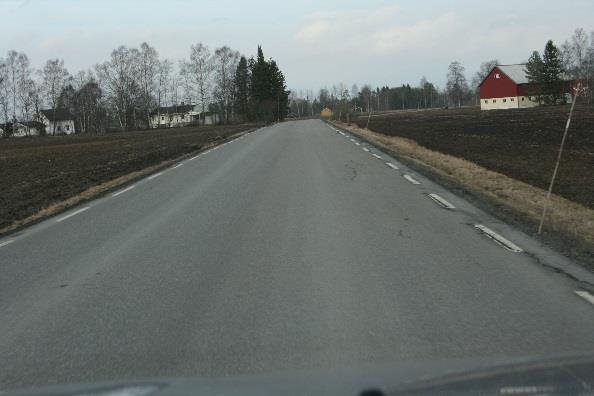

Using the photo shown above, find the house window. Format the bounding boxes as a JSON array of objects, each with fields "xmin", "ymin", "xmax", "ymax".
[
  {"xmin": 161, "ymin": 116, "xmax": 165, "ymax": 121},
  {"xmin": 522, "ymin": 97, "xmax": 525, "ymax": 101},
  {"xmin": 66, "ymin": 125, "xmax": 70, "ymax": 131},
  {"xmin": 181, "ymin": 114, "xmax": 185, "ymax": 119}
]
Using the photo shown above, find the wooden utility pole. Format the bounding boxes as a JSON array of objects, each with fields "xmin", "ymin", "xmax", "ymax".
[{"xmin": 538, "ymin": 83, "xmax": 583, "ymax": 234}]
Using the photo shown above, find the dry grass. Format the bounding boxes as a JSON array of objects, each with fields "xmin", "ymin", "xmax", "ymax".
[{"xmin": 333, "ymin": 121, "xmax": 594, "ymax": 253}]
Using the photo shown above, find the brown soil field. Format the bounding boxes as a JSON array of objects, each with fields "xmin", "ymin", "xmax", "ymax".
[
  {"xmin": 353, "ymin": 105, "xmax": 594, "ymax": 210},
  {"xmin": 0, "ymin": 124, "xmax": 259, "ymax": 231}
]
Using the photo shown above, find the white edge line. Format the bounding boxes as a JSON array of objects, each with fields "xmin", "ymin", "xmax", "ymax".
[
  {"xmin": 575, "ymin": 291, "xmax": 594, "ymax": 305},
  {"xmin": 428, "ymin": 193, "xmax": 455, "ymax": 209},
  {"xmin": 403, "ymin": 174, "xmax": 421, "ymax": 185},
  {"xmin": 173, "ymin": 163, "xmax": 184, "ymax": 169},
  {"xmin": 55, "ymin": 206, "xmax": 90, "ymax": 223},
  {"xmin": 147, "ymin": 172, "xmax": 163, "ymax": 180},
  {"xmin": 385, "ymin": 162, "xmax": 399, "ymax": 170},
  {"xmin": 189, "ymin": 155, "xmax": 200, "ymax": 161},
  {"xmin": 112, "ymin": 185, "xmax": 135, "ymax": 197},
  {"xmin": 474, "ymin": 224, "xmax": 523, "ymax": 253},
  {"xmin": 0, "ymin": 239, "xmax": 15, "ymax": 248},
  {"xmin": 372, "ymin": 154, "xmax": 382, "ymax": 159}
]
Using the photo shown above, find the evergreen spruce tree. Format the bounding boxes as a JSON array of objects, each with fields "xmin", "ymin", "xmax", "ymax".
[
  {"xmin": 233, "ymin": 56, "xmax": 249, "ymax": 121},
  {"xmin": 525, "ymin": 50, "xmax": 544, "ymax": 103},
  {"xmin": 542, "ymin": 40, "xmax": 564, "ymax": 104}
]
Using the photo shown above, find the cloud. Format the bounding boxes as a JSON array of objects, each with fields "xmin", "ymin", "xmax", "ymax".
[
  {"xmin": 372, "ymin": 12, "xmax": 457, "ymax": 52},
  {"xmin": 293, "ymin": 5, "xmax": 401, "ymax": 50}
]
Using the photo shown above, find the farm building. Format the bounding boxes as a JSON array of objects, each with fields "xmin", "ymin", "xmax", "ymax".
[
  {"xmin": 479, "ymin": 64, "xmax": 572, "ymax": 110},
  {"xmin": 150, "ymin": 104, "xmax": 220, "ymax": 128},
  {"xmin": 37, "ymin": 109, "xmax": 76, "ymax": 135},
  {"xmin": 12, "ymin": 121, "xmax": 45, "ymax": 137}
]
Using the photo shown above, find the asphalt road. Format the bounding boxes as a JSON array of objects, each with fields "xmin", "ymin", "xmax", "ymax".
[{"xmin": 1, "ymin": 120, "xmax": 593, "ymax": 390}]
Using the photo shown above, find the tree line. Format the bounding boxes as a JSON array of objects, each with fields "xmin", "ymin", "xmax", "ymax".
[
  {"xmin": 0, "ymin": 43, "xmax": 289, "ymax": 136},
  {"xmin": 292, "ymin": 27, "xmax": 593, "ymax": 116}
]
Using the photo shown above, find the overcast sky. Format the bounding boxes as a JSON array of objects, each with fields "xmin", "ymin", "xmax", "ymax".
[{"xmin": 2, "ymin": 0, "xmax": 593, "ymax": 93}]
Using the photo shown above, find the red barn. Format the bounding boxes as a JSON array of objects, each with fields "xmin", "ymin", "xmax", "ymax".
[{"xmin": 478, "ymin": 64, "xmax": 572, "ymax": 110}]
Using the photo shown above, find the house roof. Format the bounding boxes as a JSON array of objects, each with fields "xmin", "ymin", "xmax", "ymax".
[
  {"xmin": 150, "ymin": 104, "xmax": 194, "ymax": 116},
  {"xmin": 19, "ymin": 121, "xmax": 46, "ymax": 130},
  {"xmin": 40, "ymin": 109, "xmax": 74, "ymax": 121}
]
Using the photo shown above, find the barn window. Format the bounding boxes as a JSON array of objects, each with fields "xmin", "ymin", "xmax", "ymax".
[
  {"xmin": 503, "ymin": 98, "xmax": 507, "ymax": 102},
  {"xmin": 493, "ymin": 99, "xmax": 496, "ymax": 103},
  {"xmin": 510, "ymin": 98, "xmax": 514, "ymax": 102},
  {"xmin": 161, "ymin": 116, "xmax": 165, "ymax": 121},
  {"xmin": 522, "ymin": 97, "xmax": 525, "ymax": 101},
  {"xmin": 495, "ymin": 73, "xmax": 501, "ymax": 79},
  {"xmin": 484, "ymin": 100, "xmax": 488, "ymax": 104},
  {"xmin": 181, "ymin": 114, "xmax": 185, "ymax": 119},
  {"xmin": 66, "ymin": 125, "xmax": 70, "ymax": 131}
]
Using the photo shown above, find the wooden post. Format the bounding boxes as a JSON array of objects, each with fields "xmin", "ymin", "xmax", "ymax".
[{"xmin": 538, "ymin": 83, "xmax": 581, "ymax": 234}]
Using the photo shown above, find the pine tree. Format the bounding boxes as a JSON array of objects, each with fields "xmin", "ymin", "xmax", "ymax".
[
  {"xmin": 233, "ymin": 56, "xmax": 249, "ymax": 121},
  {"xmin": 525, "ymin": 50, "xmax": 544, "ymax": 103},
  {"xmin": 247, "ymin": 45, "xmax": 289, "ymax": 122},
  {"xmin": 542, "ymin": 40, "xmax": 564, "ymax": 104},
  {"xmin": 268, "ymin": 59, "xmax": 289, "ymax": 121}
]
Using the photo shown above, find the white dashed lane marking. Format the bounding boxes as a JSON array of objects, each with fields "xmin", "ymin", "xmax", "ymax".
[
  {"xmin": 55, "ymin": 207, "xmax": 90, "ymax": 223},
  {"xmin": 112, "ymin": 185, "xmax": 135, "ymax": 197},
  {"xmin": 474, "ymin": 224, "xmax": 523, "ymax": 253},
  {"xmin": 362, "ymin": 148, "xmax": 370, "ymax": 152},
  {"xmin": 372, "ymin": 154, "xmax": 382, "ymax": 160},
  {"xmin": 428, "ymin": 193, "xmax": 456, "ymax": 209},
  {"xmin": 575, "ymin": 291, "xmax": 594, "ymax": 305},
  {"xmin": 385, "ymin": 162, "xmax": 399, "ymax": 170},
  {"xmin": 147, "ymin": 172, "xmax": 163, "ymax": 180},
  {"xmin": 0, "ymin": 239, "xmax": 15, "ymax": 248},
  {"xmin": 355, "ymin": 142, "xmax": 361, "ymax": 146},
  {"xmin": 403, "ymin": 174, "xmax": 421, "ymax": 185}
]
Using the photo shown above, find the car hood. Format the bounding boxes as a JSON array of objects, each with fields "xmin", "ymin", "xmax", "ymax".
[{"xmin": 4, "ymin": 353, "xmax": 594, "ymax": 396}]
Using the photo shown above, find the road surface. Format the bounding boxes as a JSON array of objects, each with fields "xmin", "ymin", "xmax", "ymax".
[{"xmin": 1, "ymin": 119, "xmax": 593, "ymax": 390}]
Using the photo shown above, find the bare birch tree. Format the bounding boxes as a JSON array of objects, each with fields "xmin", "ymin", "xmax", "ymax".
[
  {"xmin": 180, "ymin": 43, "xmax": 213, "ymax": 116},
  {"xmin": 213, "ymin": 46, "xmax": 240, "ymax": 123},
  {"xmin": 155, "ymin": 59, "xmax": 172, "ymax": 126},
  {"xmin": 137, "ymin": 42, "xmax": 159, "ymax": 128},
  {"xmin": 41, "ymin": 58, "xmax": 70, "ymax": 134},
  {"xmin": 447, "ymin": 61, "xmax": 468, "ymax": 107},
  {"xmin": 95, "ymin": 46, "xmax": 140, "ymax": 131}
]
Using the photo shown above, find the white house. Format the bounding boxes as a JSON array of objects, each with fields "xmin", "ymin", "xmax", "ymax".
[
  {"xmin": 38, "ymin": 109, "xmax": 76, "ymax": 135},
  {"xmin": 150, "ymin": 104, "xmax": 220, "ymax": 128}
]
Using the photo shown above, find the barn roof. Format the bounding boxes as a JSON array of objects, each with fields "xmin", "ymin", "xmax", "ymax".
[{"xmin": 497, "ymin": 64, "xmax": 529, "ymax": 84}]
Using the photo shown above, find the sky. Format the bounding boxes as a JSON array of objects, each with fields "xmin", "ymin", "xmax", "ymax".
[{"xmin": 2, "ymin": 0, "xmax": 593, "ymax": 94}]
